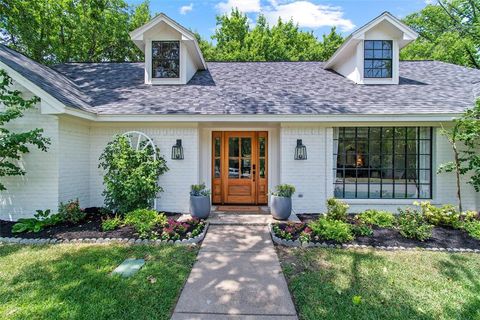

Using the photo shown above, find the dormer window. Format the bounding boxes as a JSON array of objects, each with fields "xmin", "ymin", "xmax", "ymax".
[
  {"xmin": 152, "ymin": 41, "xmax": 180, "ymax": 78},
  {"xmin": 364, "ymin": 40, "xmax": 392, "ymax": 78}
]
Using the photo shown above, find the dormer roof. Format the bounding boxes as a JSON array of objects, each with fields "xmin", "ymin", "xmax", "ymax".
[
  {"xmin": 130, "ymin": 13, "xmax": 207, "ymax": 70},
  {"xmin": 324, "ymin": 12, "xmax": 418, "ymax": 70}
]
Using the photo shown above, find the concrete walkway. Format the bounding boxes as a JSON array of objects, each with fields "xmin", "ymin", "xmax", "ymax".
[{"xmin": 171, "ymin": 224, "xmax": 298, "ymax": 320}]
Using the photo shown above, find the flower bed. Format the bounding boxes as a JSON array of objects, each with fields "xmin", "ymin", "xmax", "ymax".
[
  {"xmin": 271, "ymin": 199, "xmax": 480, "ymax": 252},
  {"xmin": 0, "ymin": 208, "xmax": 208, "ymax": 245}
]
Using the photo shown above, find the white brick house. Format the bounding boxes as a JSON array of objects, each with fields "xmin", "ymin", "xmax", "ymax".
[{"xmin": 1, "ymin": 12, "xmax": 479, "ymax": 221}]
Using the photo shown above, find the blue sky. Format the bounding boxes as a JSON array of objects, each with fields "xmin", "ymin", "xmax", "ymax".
[{"xmin": 127, "ymin": 0, "xmax": 429, "ymax": 40}]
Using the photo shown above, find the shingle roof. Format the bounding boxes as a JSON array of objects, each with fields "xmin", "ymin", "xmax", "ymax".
[
  {"xmin": 0, "ymin": 44, "xmax": 91, "ymax": 111},
  {"xmin": 1, "ymin": 42, "xmax": 480, "ymax": 116},
  {"xmin": 53, "ymin": 61, "xmax": 480, "ymax": 115}
]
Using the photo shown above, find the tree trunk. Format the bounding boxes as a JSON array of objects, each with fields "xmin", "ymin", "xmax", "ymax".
[{"xmin": 453, "ymin": 142, "xmax": 463, "ymax": 212}]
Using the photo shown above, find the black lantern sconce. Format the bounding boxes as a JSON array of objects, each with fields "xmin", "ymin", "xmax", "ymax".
[
  {"xmin": 294, "ymin": 139, "xmax": 307, "ymax": 160},
  {"xmin": 171, "ymin": 139, "xmax": 184, "ymax": 160}
]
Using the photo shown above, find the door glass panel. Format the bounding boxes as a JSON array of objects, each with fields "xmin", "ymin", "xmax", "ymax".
[
  {"xmin": 259, "ymin": 158, "xmax": 265, "ymax": 178},
  {"xmin": 259, "ymin": 137, "xmax": 266, "ymax": 157},
  {"xmin": 214, "ymin": 158, "xmax": 220, "ymax": 178},
  {"xmin": 229, "ymin": 138, "xmax": 239, "ymax": 157},
  {"xmin": 229, "ymin": 158, "xmax": 239, "ymax": 178},
  {"xmin": 214, "ymin": 137, "xmax": 221, "ymax": 157},
  {"xmin": 241, "ymin": 159, "xmax": 251, "ymax": 179},
  {"xmin": 241, "ymin": 138, "xmax": 251, "ymax": 158}
]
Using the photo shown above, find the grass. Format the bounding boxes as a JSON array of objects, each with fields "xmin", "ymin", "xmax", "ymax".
[
  {"xmin": 0, "ymin": 243, "xmax": 198, "ymax": 320},
  {"xmin": 278, "ymin": 247, "xmax": 480, "ymax": 320}
]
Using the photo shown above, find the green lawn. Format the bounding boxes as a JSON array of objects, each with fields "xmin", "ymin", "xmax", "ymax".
[
  {"xmin": 278, "ymin": 247, "xmax": 480, "ymax": 320},
  {"xmin": 0, "ymin": 243, "xmax": 198, "ymax": 320}
]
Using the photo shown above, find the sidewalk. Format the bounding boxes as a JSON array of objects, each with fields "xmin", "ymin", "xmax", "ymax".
[{"xmin": 171, "ymin": 224, "xmax": 298, "ymax": 320}]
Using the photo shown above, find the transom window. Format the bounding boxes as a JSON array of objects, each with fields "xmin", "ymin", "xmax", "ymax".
[
  {"xmin": 152, "ymin": 41, "xmax": 180, "ymax": 78},
  {"xmin": 333, "ymin": 127, "xmax": 433, "ymax": 199},
  {"xmin": 364, "ymin": 40, "xmax": 392, "ymax": 78}
]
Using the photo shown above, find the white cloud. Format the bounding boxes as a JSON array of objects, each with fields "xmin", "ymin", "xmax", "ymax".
[
  {"xmin": 263, "ymin": 1, "xmax": 355, "ymax": 32},
  {"xmin": 180, "ymin": 3, "xmax": 194, "ymax": 15},
  {"xmin": 215, "ymin": 0, "xmax": 262, "ymax": 13}
]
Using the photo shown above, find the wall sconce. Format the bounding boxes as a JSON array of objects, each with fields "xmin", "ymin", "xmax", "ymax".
[
  {"xmin": 294, "ymin": 139, "xmax": 307, "ymax": 160},
  {"xmin": 171, "ymin": 139, "xmax": 184, "ymax": 160}
]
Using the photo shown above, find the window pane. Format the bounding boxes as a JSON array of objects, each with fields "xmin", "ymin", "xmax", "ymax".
[
  {"xmin": 152, "ymin": 41, "xmax": 180, "ymax": 78},
  {"xmin": 229, "ymin": 138, "xmax": 239, "ymax": 157},
  {"xmin": 241, "ymin": 159, "xmax": 251, "ymax": 179},
  {"xmin": 334, "ymin": 184, "xmax": 344, "ymax": 198},
  {"xmin": 259, "ymin": 137, "xmax": 266, "ymax": 157},
  {"xmin": 259, "ymin": 158, "xmax": 266, "ymax": 178},
  {"xmin": 357, "ymin": 184, "xmax": 369, "ymax": 198},
  {"xmin": 395, "ymin": 184, "xmax": 406, "ymax": 198},
  {"xmin": 241, "ymin": 138, "xmax": 251, "ymax": 158},
  {"xmin": 344, "ymin": 184, "xmax": 356, "ymax": 198},
  {"xmin": 370, "ymin": 184, "xmax": 382, "ymax": 198},
  {"xmin": 228, "ymin": 159, "xmax": 239, "ymax": 178},
  {"xmin": 214, "ymin": 158, "xmax": 221, "ymax": 178},
  {"xmin": 382, "ymin": 184, "xmax": 394, "ymax": 198},
  {"xmin": 214, "ymin": 137, "xmax": 221, "ymax": 157}
]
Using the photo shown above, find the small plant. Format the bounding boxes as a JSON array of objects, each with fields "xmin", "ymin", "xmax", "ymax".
[
  {"xmin": 358, "ymin": 209, "xmax": 395, "ymax": 228},
  {"xmin": 326, "ymin": 198, "xmax": 349, "ymax": 221},
  {"xmin": 397, "ymin": 208, "xmax": 434, "ymax": 241},
  {"xmin": 190, "ymin": 183, "xmax": 211, "ymax": 197},
  {"xmin": 271, "ymin": 184, "xmax": 296, "ymax": 198},
  {"xmin": 308, "ymin": 217, "xmax": 354, "ymax": 243},
  {"xmin": 101, "ymin": 215, "xmax": 123, "ymax": 231},
  {"xmin": 352, "ymin": 222, "xmax": 374, "ymax": 237},
  {"xmin": 161, "ymin": 217, "xmax": 206, "ymax": 241},
  {"xmin": 272, "ymin": 222, "xmax": 305, "ymax": 241},
  {"xmin": 416, "ymin": 201, "xmax": 462, "ymax": 228},
  {"xmin": 124, "ymin": 209, "xmax": 167, "ymax": 238},
  {"xmin": 464, "ymin": 220, "xmax": 480, "ymax": 240},
  {"xmin": 58, "ymin": 199, "xmax": 86, "ymax": 224},
  {"xmin": 12, "ymin": 209, "xmax": 63, "ymax": 233}
]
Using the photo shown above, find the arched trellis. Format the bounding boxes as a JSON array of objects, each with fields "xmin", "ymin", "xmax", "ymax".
[{"xmin": 121, "ymin": 131, "xmax": 158, "ymax": 210}]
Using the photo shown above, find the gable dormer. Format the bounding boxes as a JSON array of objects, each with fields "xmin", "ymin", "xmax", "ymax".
[
  {"xmin": 130, "ymin": 13, "xmax": 207, "ymax": 85},
  {"xmin": 324, "ymin": 12, "xmax": 418, "ymax": 85}
]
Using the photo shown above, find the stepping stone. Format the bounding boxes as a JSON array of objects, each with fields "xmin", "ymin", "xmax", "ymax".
[{"xmin": 111, "ymin": 258, "xmax": 145, "ymax": 277}]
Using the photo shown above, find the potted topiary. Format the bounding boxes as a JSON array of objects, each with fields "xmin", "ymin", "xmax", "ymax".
[
  {"xmin": 270, "ymin": 184, "xmax": 296, "ymax": 220},
  {"xmin": 190, "ymin": 183, "xmax": 211, "ymax": 219}
]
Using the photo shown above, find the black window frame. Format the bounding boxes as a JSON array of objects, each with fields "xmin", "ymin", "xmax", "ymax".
[
  {"xmin": 333, "ymin": 127, "xmax": 433, "ymax": 200},
  {"xmin": 364, "ymin": 40, "xmax": 393, "ymax": 79},
  {"xmin": 151, "ymin": 41, "xmax": 180, "ymax": 79}
]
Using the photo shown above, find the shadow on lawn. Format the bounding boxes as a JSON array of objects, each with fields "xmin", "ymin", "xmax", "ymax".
[
  {"xmin": 2, "ymin": 244, "xmax": 196, "ymax": 320},
  {"xmin": 438, "ymin": 254, "xmax": 480, "ymax": 319},
  {"xmin": 281, "ymin": 248, "xmax": 436, "ymax": 320}
]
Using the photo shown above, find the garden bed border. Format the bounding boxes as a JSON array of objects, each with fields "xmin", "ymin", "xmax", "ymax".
[
  {"xmin": 269, "ymin": 223, "xmax": 480, "ymax": 254},
  {"xmin": 0, "ymin": 222, "xmax": 209, "ymax": 246}
]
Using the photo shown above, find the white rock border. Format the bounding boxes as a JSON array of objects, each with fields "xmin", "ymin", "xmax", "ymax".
[
  {"xmin": 269, "ymin": 223, "xmax": 480, "ymax": 254},
  {"xmin": 0, "ymin": 222, "xmax": 209, "ymax": 246}
]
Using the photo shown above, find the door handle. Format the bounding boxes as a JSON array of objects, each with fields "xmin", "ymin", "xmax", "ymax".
[{"xmin": 252, "ymin": 164, "xmax": 256, "ymax": 182}]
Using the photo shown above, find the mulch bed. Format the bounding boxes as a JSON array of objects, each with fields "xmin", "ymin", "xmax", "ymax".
[
  {"xmin": 292, "ymin": 214, "xmax": 480, "ymax": 250},
  {"xmin": 0, "ymin": 208, "xmax": 183, "ymax": 240}
]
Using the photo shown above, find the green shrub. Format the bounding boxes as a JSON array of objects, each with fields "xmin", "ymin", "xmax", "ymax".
[
  {"xmin": 326, "ymin": 198, "xmax": 349, "ymax": 221},
  {"xmin": 416, "ymin": 201, "xmax": 462, "ymax": 228},
  {"xmin": 12, "ymin": 209, "xmax": 63, "ymax": 233},
  {"xmin": 58, "ymin": 199, "xmax": 86, "ymax": 224},
  {"xmin": 101, "ymin": 215, "xmax": 122, "ymax": 231},
  {"xmin": 358, "ymin": 209, "xmax": 395, "ymax": 228},
  {"xmin": 98, "ymin": 135, "xmax": 169, "ymax": 214},
  {"xmin": 308, "ymin": 217, "xmax": 354, "ymax": 243},
  {"xmin": 353, "ymin": 223, "xmax": 374, "ymax": 237},
  {"xmin": 124, "ymin": 209, "xmax": 167, "ymax": 238},
  {"xmin": 464, "ymin": 220, "xmax": 480, "ymax": 240},
  {"xmin": 190, "ymin": 183, "xmax": 211, "ymax": 197},
  {"xmin": 271, "ymin": 184, "xmax": 296, "ymax": 198},
  {"xmin": 397, "ymin": 208, "xmax": 434, "ymax": 241}
]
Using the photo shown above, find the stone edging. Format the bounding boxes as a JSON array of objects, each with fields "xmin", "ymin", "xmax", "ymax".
[
  {"xmin": 0, "ymin": 222, "xmax": 209, "ymax": 246},
  {"xmin": 269, "ymin": 223, "xmax": 480, "ymax": 254}
]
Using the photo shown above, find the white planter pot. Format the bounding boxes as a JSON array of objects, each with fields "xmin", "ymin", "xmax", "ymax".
[
  {"xmin": 270, "ymin": 195, "xmax": 292, "ymax": 220},
  {"xmin": 190, "ymin": 196, "xmax": 211, "ymax": 219}
]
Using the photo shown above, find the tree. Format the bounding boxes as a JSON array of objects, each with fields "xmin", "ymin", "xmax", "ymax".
[
  {"xmin": 98, "ymin": 135, "xmax": 168, "ymax": 214},
  {"xmin": 0, "ymin": 69, "xmax": 50, "ymax": 191},
  {"xmin": 207, "ymin": 9, "xmax": 343, "ymax": 62},
  {"xmin": 438, "ymin": 100, "xmax": 480, "ymax": 211},
  {"xmin": 402, "ymin": 1, "xmax": 480, "ymax": 68},
  {"xmin": 0, "ymin": 0, "xmax": 151, "ymax": 65}
]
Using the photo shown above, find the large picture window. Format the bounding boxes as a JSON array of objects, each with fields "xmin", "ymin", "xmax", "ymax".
[
  {"xmin": 152, "ymin": 41, "xmax": 180, "ymax": 78},
  {"xmin": 364, "ymin": 40, "xmax": 392, "ymax": 78},
  {"xmin": 333, "ymin": 127, "xmax": 433, "ymax": 199}
]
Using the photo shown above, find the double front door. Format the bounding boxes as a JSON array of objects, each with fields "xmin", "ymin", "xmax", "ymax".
[{"xmin": 212, "ymin": 131, "xmax": 268, "ymax": 205}]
